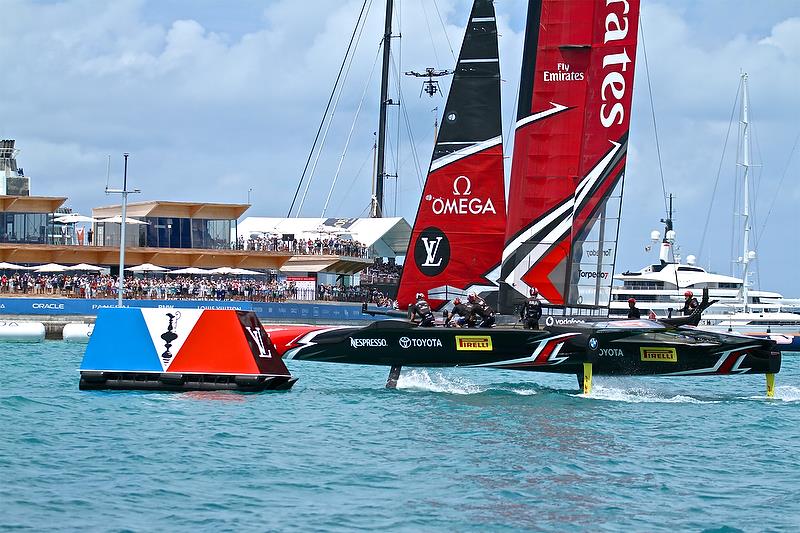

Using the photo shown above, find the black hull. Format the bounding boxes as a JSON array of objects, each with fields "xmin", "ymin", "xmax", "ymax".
[
  {"xmin": 79, "ymin": 371, "xmax": 297, "ymax": 392},
  {"xmin": 283, "ymin": 320, "xmax": 780, "ymax": 377}
]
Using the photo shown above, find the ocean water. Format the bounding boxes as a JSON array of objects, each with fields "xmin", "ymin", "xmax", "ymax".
[{"xmin": 2, "ymin": 343, "xmax": 799, "ymax": 532}]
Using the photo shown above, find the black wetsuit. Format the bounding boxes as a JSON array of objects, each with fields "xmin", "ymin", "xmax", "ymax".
[
  {"xmin": 682, "ymin": 297, "xmax": 700, "ymax": 326},
  {"xmin": 521, "ymin": 297, "xmax": 542, "ymax": 329},
  {"xmin": 447, "ymin": 303, "xmax": 474, "ymax": 327},
  {"xmin": 410, "ymin": 299, "xmax": 435, "ymax": 327},
  {"xmin": 627, "ymin": 306, "xmax": 641, "ymax": 319},
  {"xmin": 470, "ymin": 298, "xmax": 496, "ymax": 328}
]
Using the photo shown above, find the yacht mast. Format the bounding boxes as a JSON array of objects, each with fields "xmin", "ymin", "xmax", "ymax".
[
  {"xmin": 373, "ymin": 0, "xmax": 394, "ymax": 218},
  {"xmin": 740, "ymin": 73, "xmax": 753, "ymax": 313}
]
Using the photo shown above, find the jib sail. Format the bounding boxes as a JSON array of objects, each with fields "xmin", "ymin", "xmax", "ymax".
[
  {"xmin": 500, "ymin": 0, "xmax": 639, "ymax": 312},
  {"xmin": 396, "ymin": 0, "xmax": 506, "ymax": 311}
]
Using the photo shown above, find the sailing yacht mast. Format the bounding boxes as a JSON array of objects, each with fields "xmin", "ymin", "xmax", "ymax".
[
  {"xmin": 740, "ymin": 72, "xmax": 754, "ymax": 313},
  {"xmin": 373, "ymin": 0, "xmax": 394, "ymax": 218}
]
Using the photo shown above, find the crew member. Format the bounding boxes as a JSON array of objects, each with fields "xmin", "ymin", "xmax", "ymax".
[
  {"xmin": 520, "ymin": 287, "xmax": 542, "ymax": 329},
  {"xmin": 682, "ymin": 290, "xmax": 699, "ymax": 316},
  {"xmin": 627, "ymin": 297, "xmax": 641, "ymax": 319},
  {"xmin": 446, "ymin": 297, "xmax": 473, "ymax": 328},
  {"xmin": 468, "ymin": 292, "xmax": 496, "ymax": 328},
  {"xmin": 410, "ymin": 292, "xmax": 436, "ymax": 327},
  {"xmin": 682, "ymin": 290, "xmax": 701, "ymax": 326}
]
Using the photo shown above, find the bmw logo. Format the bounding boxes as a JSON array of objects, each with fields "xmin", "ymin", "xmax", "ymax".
[
  {"xmin": 399, "ymin": 337, "xmax": 411, "ymax": 349},
  {"xmin": 588, "ymin": 337, "xmax": 598, "ymax": 350}
]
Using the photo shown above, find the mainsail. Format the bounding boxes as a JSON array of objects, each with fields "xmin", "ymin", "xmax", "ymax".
[
  {"xmin": 500, "ymin": 0, "xmax": 640, "ymax": 312},
  {"xmin": 396, "ymin": 0, "xmax": 505, "ymax": 310}
]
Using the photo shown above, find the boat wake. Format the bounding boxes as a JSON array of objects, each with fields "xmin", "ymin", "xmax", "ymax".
[
  {"xmin": 575, "ymin": 382, "xmax": 716, "ymax": 404},
  {"xmin": 396, "ymin": 369, "xmax": 486, "ymax": 395},
  {"xmin": 746, "ymin": 385, "xmax": 800, "ymax": 403},
  {"xmin": 396, "ymin": 369, "xmax": 538, "ymax": 396}
]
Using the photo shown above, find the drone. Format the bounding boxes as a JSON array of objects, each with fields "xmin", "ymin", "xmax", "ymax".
[{"xmin": 404, "ymin": 67, "xmax": 454, "ymax": 97}]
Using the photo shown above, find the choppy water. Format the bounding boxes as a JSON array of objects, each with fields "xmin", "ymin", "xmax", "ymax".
[{"xmin": 2, "ymin": 343, "xmax": 799, "ymax": 532}]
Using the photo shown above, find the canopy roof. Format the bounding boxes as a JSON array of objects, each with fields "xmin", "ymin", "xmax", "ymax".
[
  {"xmin": 0, "ymin": 195, "xmax": 67, "ymax": 214},
  {"xmin": 93, "ymin": 200, "xmax": 249, "ymax": 221},
  {"xmin": 238, "ymin": 217, "xmax": 411, "ymax": 257}
]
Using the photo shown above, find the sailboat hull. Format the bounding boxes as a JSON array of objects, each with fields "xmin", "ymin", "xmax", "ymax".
[{"xmin": 270, "ymin": 320, "xmax": 780, "ymax": 377}]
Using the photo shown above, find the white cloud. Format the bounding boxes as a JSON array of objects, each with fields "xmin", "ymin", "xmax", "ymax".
[{"xmin": 0, "ymin": 0, "xmax": 797, "ymax": 293}]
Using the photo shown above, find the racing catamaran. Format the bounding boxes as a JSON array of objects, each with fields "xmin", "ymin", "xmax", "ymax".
[{"xmin": 264, "ymin": 0, "xmax": 780, "ymax": 395}]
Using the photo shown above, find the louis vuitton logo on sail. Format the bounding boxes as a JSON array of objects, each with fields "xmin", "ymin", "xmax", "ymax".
[
  {"xmin": 414, "ymin": 227, "xmax": 451, "ymax": 277},
  {"xmin": 421, "ymin": 237, "xmax": 444, "ymax": 267},
  {"xmin": 428, "ymin": 175, "xmax": 496, "ymax": 215}
]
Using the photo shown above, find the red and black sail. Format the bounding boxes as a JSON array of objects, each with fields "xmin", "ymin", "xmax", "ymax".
[
  {"xmin": 396, "ymin": 0, "xmax": 506, "ymax": 310},
  {"xmin": 500, "ymin": 0, "xmax": 640, "ymax": 312}
]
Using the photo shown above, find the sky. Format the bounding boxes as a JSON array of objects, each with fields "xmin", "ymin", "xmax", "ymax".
[{"xmin": 1, "ymin": 0, "xmax": 798, "ymax": 295}]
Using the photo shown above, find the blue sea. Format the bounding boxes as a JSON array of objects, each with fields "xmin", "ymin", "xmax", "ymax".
[{"xmin": 2, "ymin": 342, "xmax": 799, "ymax": 532}]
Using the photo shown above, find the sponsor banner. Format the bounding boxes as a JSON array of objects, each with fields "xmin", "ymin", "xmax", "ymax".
[
  {"xmin": 455, "ymin": 335, "xmax": 493, "ymax": 351},
  {"xmin": 599, "ymin": 348, "xmax": 624, "ymax": 357},
  {"xmin": 544, "ymin": 316, "xmax": 587, "ymax": 327},
  {"xmin": 398, "ymin": 336, "xmax": 444, "ymax": 349},
  {"xmin": 251, "ymin": 302, "xmax": 369, "ymax": 321},
  {"xmin": 0, "ymin": 298, "xmax": 253, "ymax": 316},
  {"xmin": 640, "ymin": 346, "xmax": 678, "ymax": 363},
  {"xmin": 349, "ymin": 338, "xmax": 388, "ymax": 348},
  {"xmin": 0, "ymin": 298, "xmax": 376, "ymax": 322}
]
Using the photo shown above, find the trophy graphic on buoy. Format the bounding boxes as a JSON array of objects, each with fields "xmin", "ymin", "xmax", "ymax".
[{"xmin": 160, "ymin": 311, "xmax": 181, "ymax": 366}]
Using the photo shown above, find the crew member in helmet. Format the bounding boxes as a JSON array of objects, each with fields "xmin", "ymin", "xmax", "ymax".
[
  {"xmin": 445, "ymin": 297, "xmax": 473, "ymax": 328},
  {"xmin": 627, "ymin": 297, "xmax": 641, "ymax": 319},
  {"xmin": 520, "ymin": 287, "xmax": 543, "ymax": 329},
  {"xmin": 682, "ymin": 290, "xmax": 699, "ymax": 316},
  {"xmin": 409, "ymin": 292, "xmax": 436, "ymax": 327},
  {"xmin": 468, "ymin": 292, "xmax": 496, "ymax": 328},
  {"xmin": 681, "ymin": 290, "xmax": 701, "ymax": 326}
]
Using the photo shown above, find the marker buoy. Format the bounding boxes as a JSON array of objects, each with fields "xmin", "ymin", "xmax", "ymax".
[{"xmin": 79, "ymin": 308, "xmax": 296, "ymax": 392}]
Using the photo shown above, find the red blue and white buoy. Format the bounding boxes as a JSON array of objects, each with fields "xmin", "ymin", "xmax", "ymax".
[{"xmin": 79, "ymin": 308, "xmax": 296, "ymax": 391}]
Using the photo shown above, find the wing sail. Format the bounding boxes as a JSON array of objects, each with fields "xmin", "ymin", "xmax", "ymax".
[
  {"xmin": 397, "ymin": 0, "xmax": 506, "ymax": 311},
  {"xmin": 500, "ymin": 0, "xmax": 640, "ymax": 313}
]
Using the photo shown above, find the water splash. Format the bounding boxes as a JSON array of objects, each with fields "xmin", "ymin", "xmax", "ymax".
[
  {"xmin": 748, "ymin": 385, "xmax": 800, "ymax": 403},
  {"xmin": 395, "ymin": 370, "xmax": 540, "ymax": 396},
  {"xmin": 396, "ymin": 369, "xmax": 485, "ymax": 395},
  {"xmin": 575, "ymin": 383, "xmax": 714, "ymax": 404},
  {"xmin": 774, "ymin": 385, "xmax": 800, "ymax": 402}
]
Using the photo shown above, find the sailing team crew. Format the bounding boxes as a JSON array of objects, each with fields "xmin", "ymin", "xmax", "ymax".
[
  {"xmin": 468, "ymin": 293, "xmax": 496, "ymax": 328},
  {"xmin": 682, "ymin": 290, "xmax": 701, "ymax": 326},
  {"xmin": 445, "ymin": 297, "xmax": 472, "ymax": 328},
  {"xmin": 682, "ymin": 291, "xmax": 699, "ymax": 315},
  {"xmin": 627, "ymin": 297, "xmax": 641, "ymax": 319},
  {"xmin": 520, "ymin": 287, "xmax": 542, "ymax": 329},
  {"xmin": 412, "ymin": 292, "xmax": 496, "ymax": 328},
  {"xmin": 409, "ymin": 292, "xmax": 436, "ymax": 327}
]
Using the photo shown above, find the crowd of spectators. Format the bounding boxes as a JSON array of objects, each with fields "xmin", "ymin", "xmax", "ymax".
[
  {"xmin": 317, "ymin": 284, "xmax": 396, "ymax": 308},
  {"xmin": 359, "ymin": 258, "xmax": 403, "ymax": 284},
  {"xmin": 234, "ymin": 234, "xmax": 370, "ymax": 258},
  {"xmin": 0, "ymin": 272, "xmax": 396, "ymax": 305},
  {"xmin": 0, "ymin": 273, "xmax": 305, "ymax": 302}
]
